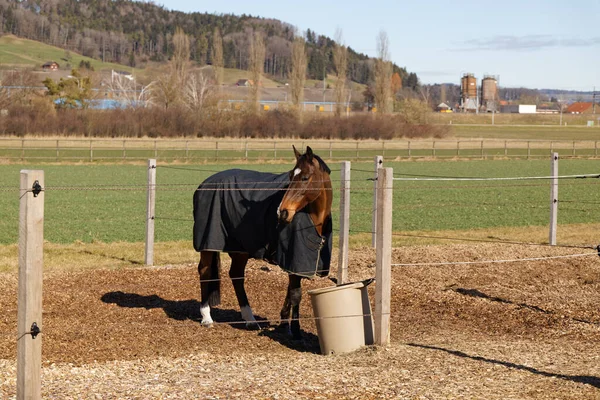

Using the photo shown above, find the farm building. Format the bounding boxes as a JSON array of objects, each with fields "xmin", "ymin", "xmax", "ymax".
[
  {"xmin": 41, "ymin": 61, "xmax": 59, "ymax": 71},
  {"xmin": 436, "ymin": 102, "xmax": 452, "ymax": 112},
  {"xmin": 566, "ymin": 102, "xmax": 595, "ymax": 114},
  {"xmin": 111, "ymin": 69, "xmax": 134, "ymax": 81},
  {"xmin": 500, "ymin": 104, "xmax": 537, "ymax": 114},
  {"xmin": 235, "ymin": 79, "xmax": 253, "ymax": 87}
]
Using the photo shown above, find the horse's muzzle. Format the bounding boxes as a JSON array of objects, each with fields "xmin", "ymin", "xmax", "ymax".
[{"xmin": 278, "ymin": 209, "xmax": 293, "ymax": 224}]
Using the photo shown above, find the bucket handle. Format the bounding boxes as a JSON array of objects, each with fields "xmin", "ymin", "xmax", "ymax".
[
  {"xmin": 329, "ymin": 277, "xmax": 375, "ymax": 287},
  {"xmin": 361, "ymin": 277, "xmax": 375, "ymax": 287}
]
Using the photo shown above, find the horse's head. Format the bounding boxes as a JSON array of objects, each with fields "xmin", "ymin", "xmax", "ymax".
[{"xmin": 278, "ymin": 145, "xmax": 331, "ymax": 225}]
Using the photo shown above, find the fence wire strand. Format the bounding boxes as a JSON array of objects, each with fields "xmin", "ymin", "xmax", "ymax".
[
  {"xmin": 345, "ymin": 229, "xmax": 596, "ymax": 250},
  {"xmin": 393, "ymin": 173, "xmax": 600, "ymax": 182},
  {"xmin": 392, "ymin": 252, "xmax": 598, "ymax": 267}
]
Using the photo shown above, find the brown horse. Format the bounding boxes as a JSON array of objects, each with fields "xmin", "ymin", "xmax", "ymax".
[{"xmin": 193, "ymin": 146, "xmax": 332, "ymax": 339}]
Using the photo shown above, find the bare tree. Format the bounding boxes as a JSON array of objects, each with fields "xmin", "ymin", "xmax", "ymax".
[
  {"xmin": 172, "ymin": 27, "xmax": 190, "ymax": 87},
  {"xmin": 183, "ymin": 70, "xmax": 214, "ymax": 112},
  {"xmin": 212, "ymin": 27, "xmax": 224, "ymax": 89},
  {"xmin": 146, "ymin": 28, "xmax": 191, "ymax": 109},
  {"xmin": 103, "ymin": 71, "xmax": 143, "ymax": 107},
  {"xmin": 146, "ymin": 71, "xmax": 179, "ymax": 109},
  {"xmin": 374, "ymin": 30, "xmax": 393, "ymax": 114},
  {"xmin": 0, "ymin": 70, "xmax": 40, "ymax": 110},
  {"xmin": 290, "ymin": 35, "xmax": 307, "ymax": 117},
  {"xmin": 249, "ymin": 30, "xmax": 265, "ymax": 114},
  {"xmin": 333, "ymin": 28, "xmax": 347, "ymax": 117}
]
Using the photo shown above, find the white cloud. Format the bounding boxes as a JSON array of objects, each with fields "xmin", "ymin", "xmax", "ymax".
[{"xmin": 457, "ymin": 35, "xmax": 600, "ymax": 51}]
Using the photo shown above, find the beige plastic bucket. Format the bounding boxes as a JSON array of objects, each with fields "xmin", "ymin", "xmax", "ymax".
[{"xmin": 308, "ymin": 280, "xmax": 374, "ymax": 355}]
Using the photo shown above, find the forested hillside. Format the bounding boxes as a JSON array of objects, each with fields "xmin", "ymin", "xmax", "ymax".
[{"xmin": 0, "ymin": 0, "xmax": 419, "ymax": 88}]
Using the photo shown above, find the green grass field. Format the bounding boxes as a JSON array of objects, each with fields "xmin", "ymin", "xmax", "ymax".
[
  {"xmin": 0, "ymin": 35, "xmax": 134, "ymax": 72},
  {"xmin": 0, "ymin": 159, "xmax": 598, "ymax": 245}
]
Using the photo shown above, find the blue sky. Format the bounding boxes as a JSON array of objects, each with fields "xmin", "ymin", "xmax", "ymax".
[{"xmin": 157, "ymin": 0, "xmax": 599, "ymax": 91}]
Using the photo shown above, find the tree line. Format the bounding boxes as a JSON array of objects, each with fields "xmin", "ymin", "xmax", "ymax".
[{"xmin": 0, "ymin": 0, "xmax": 417, "ymax": 87}]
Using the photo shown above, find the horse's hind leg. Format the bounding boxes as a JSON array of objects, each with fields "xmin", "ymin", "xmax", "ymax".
[
  {"xmin": 229, "ymin": 253, "xmax": 259, "ymax": 330},
  {"xmin": 198, "ymin": 251, "xmax": 221, "ymax": 327},
  {"xmin": 280, "ymin": 274, "xmax": 302, "ymax": 340}
]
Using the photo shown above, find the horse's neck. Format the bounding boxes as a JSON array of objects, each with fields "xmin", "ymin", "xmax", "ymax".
[{"xmin": 307, "ymin": 179, "xmax": 332, "ymax": 236}]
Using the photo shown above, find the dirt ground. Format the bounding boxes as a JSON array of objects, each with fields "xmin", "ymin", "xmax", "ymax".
[{"xmin": 1, "ymin": 243, "xmax": 600, "ymax": 399}]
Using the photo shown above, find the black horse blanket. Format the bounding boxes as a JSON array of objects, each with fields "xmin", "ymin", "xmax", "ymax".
[{"xmin": 193, "ymin": 169, "xmax": 331, "ymax": 277}]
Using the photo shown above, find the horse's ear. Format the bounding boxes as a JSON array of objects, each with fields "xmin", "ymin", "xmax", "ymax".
[
  {"xmin": 306, "ymin": 146, "xmax": 314, "ymax": 162},
  {"xmin": 292, "ymin": 145, "xmax": 301, "ymax": 160}
]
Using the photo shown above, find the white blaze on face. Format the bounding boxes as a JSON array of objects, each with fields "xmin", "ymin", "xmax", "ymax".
[{"xmin": 293, "ymin": 168, "xmax": 301, "ymax": 177}]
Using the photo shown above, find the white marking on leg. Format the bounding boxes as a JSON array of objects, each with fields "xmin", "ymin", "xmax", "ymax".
[
  {"xmin": 200, "ymin": 303, "xmax": 213, "ymax": 326},
  {"xmin": 241, "ymin": 305, "xmax": 256, "ymax": 323}
]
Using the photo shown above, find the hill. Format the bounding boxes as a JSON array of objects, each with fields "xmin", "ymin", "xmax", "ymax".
[
  {"xmin": 0, "ymin": 35, "xmax": 133, "ymax": 73},
  {"xmin": 0, "ymin": 0, "xmax": 417, "ymax": 90}
]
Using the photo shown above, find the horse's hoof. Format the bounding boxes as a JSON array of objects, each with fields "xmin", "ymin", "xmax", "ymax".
[
  {"xmin": 277, "ymin": 322, "xmax": 292, "ymax": 335},
  {"xmin": 200, "ymin": 320, "xmax": 213, "ymax": 328},
  {"xmin": 246, "ymin": 321, "xmax": 261, "ymax": 330}
]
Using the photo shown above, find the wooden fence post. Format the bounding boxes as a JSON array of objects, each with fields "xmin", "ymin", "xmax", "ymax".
[
  {"xmin": 372, "ymin": 155, "xmax": 383, "ymax": 248},
  {"xmin": 145, "ymin": 159, "xmax": 156, "ymax": 266},
  {"xmin": 375, "ymin": 167, "xmax": 392, "ymax": 346},
  {"xmin": 549, "ymin": 153, "xmax": 558, "ymax": 245},
  {"xmin": 337, "ymin": 161, "xmax": 351, "ymax": 285},
  {"xmin": 17, "ymin": 170, "xmax": 44, "ymax": 400}
]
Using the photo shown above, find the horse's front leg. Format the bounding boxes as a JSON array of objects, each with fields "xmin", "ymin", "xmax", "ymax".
[
  {"xmin": 279, "ymin": 280, "xmax": 292, "ymax": 331},
  {"xmin": 284, "ymin": 274, "xmax": 303, "ymax": 340},
  {"xmin": 198, "ymin": 251, "xmax": 221, "ymax": 327},
  {"xmin": 229, "ymin": 253, "xmax": 259, "ymax": 330}
]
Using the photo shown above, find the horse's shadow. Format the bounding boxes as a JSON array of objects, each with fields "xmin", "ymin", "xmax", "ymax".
[{"xmin": 100, "ymin": 291, "xmax": 320, "ymax": 353}]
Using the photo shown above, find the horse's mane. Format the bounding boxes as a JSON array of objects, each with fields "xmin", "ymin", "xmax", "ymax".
[
  {"xmin": 295, "ymin": 149, "xmax": 331, "ymax": 176},
  {"xmin": 312, "ymin": 154, "xmax": 331, "ymax": 175}
]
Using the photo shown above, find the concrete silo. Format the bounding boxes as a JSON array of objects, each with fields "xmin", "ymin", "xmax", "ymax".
[
  {"xmin": 460, "ymin": 73, "xmax": 478, "ymax": 112},
  {"xmin": 481, "ymin": 75, "xmax": 498, "ymax": 112}
]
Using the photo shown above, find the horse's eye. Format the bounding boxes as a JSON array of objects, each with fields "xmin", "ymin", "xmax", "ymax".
[{"xmin": 301, "ymin": 176, "xmax": 309, "ymax": 181}]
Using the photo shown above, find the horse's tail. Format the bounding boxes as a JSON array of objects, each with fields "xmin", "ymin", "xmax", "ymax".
[{"xmin": 206, "ymin": 252, "xmax": 221, "ymax": 307}]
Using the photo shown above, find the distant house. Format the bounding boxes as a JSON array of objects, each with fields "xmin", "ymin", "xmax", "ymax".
[
  {"xmin": 436, "ymin": 102, "xmax": 452, "ymax": 112},
  {"xmin": 111, "ymin": 69, "xmax": 134, "ymax": 81},
  {"xmin": 42, "ymin": 61, "xmax": 59, "ymax": 71},
  {"xmin": 235, "ymin": 79, "xmax": 254, "ymax": 87},
  {"xmin": 566, "ymin": 102, "xmax": 594, "ymax": 114}
]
